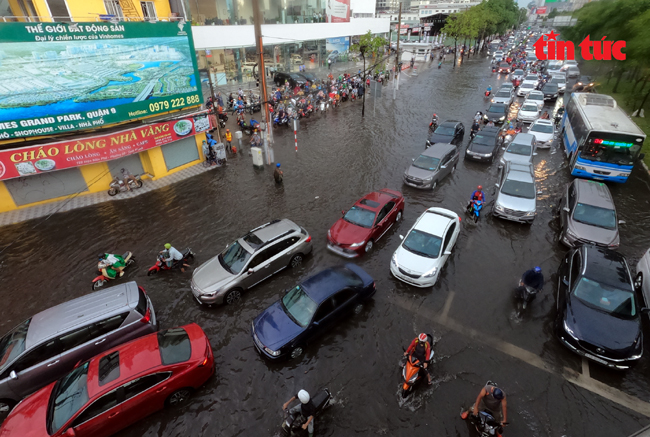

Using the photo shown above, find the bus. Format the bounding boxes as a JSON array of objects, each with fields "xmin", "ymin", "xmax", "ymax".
[
  {"xmin": 487, "ymin": 40, "xmax": 501, "ymax": 55},
  {"xmin": 561, "ymin": 93, "xmax": 646, "ymax": 183}
]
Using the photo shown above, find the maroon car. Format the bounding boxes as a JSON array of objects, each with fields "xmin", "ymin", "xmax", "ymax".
[
  {"xmin": 498, "ymin": 62, "xmax": 511, "ymax": 74},
  {"xmin": 327, "ymin": 189, "xmax": 405, "ymax": 257}
]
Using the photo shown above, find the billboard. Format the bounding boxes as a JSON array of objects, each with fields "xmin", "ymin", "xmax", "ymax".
[
  {"xmin": 0, "ymin": 113, "xmax": 210, "ymax": 181},
  {"xmin": 326, "ymin": 0, "xmax": 351, "ymax": 23},
  {"xmin": 326, "ymin": 37, "xmax": 350, "ymax": 58},
  {"xmin": 537, "ymin": 6, "xmax": 548, "ymax": 13},
  {"xmin": 0, "ymin": 21, "xmax": 202, "ymax": 140}
]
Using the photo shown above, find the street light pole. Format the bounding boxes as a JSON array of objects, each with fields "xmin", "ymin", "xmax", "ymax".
[
  {"xmin": 253, "ymin": 0, "xmax": 273, "ymax": 164},
  {"xmin": 393, "ymin": 2, "xmax": 402, "ymax": 100}
]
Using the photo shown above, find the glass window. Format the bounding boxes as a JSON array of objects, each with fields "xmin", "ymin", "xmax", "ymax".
[
  {"xmin": 104, "ymin": 0, "xmax": 123, "ymax": 17},
  {"xmin": 581, "ymin": 134, "xmax": 642, "ymax": 166},
  {"xmin": 501, "ymin": 179, "xmax": 536, "ymax": 199},
  {"xmin": 573, "ymin": 277, "xmax": 636, "ymax": 318},
  {"xmin": 188, "ymin": 0, "xmax": 327, "ymax": 26},
  {"xmin": 282, "ymin": 285, "xmax": 317, "ymax": 327},
  {"xmin": 402, "ymin": 229, "xmax": 442, "ymax": 259},
  {"xmin": 98, "ymin": 352, "xmax": 120, "ymax": 386},
  {"xmin": 413, "ymin": 155, "xmax": 440, "ymax": 171},
  {"xmin": 343, "ymin": 206, "xmax": 376, "ymax": 229},
  {"xmin": 123, "ymin": 373, "xmax": 170, "ymax": 400},
  {"xmin": 136, "ymin": 288, "xmax": 148, "ymax": 316},
  {"xmin": 157, "ymin": 328, "xmax": 191, "ymax": 365},
  {"xmin": 13, "ymin": 338, "xmax": 62, "ymax": 372},
  {"xmin": 572, "ymin": 203, "xmax": 617, "ymax": 229},
  {"xmin": 570, "ymin": 252, "xmax": 581, "ymax": 289},
  {"xmin": 506, "ymin": 142, "xmax": 532, "ymax": 156},
  {"xmin": 434, "ymin": 126, "xmax": 455, "ymax": 136},
  {"xmin": 314, "ymin": 297, "xmax": 336, "ymax": 321},
  {"xmin": 90, "ymin": 313, "xmax": 128, "ymax": 339},
  {"xmin": 0, "ymin": 318, "xmax": 31, "ymax": 371},
  {"xmin": 334, "ymin": 289, "xmax": 355, "ymax": 306},
  {"xmin": 46, "ymin": 0, "xmax": 70, "ymax": 21},
  {"xmin": 219, "ymin": 241, "xmax": 252, "ymax": 275},
  {"xmin": 141, "ymin": 1, "xmax": 157, "ymax": 19},
  {"xmin": 69, "ymin": 388, "xmax": 121, "ymax": 429},
  {"xmin": 49, "ymin": 362, "xmax": 90, "ymax": 433},
  {"xmin": 443, "ymin": 223, "xmax": 456, "ymax": 250},
  {"xmin": 60, "ymin": 328, "xmax": 93, "ymax": 352},
  {"xmin": 531, "ymin": 123, "xmax": 554, "ymax": 134}
]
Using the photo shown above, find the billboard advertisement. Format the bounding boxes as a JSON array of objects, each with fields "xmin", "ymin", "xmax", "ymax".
[
  {"xmin": 326, "ymin": 37, "xmax": 350, "ymax": 59},
  {"xmin": 326, "ymin": 0, "xmax": 350, "ymax": 23},
  {"xmin": 537, "ymin": 6, "xmax": 548, "ymax": 13},
  {"xmin": 0, "ymin": 113, "xmax": 210, "ymax": 181},
  {"xmin": 0, "ymin": 21, "xmax": 202, "ymax": 140}
]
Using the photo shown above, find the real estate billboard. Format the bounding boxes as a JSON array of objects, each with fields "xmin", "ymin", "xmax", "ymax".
[
  {"xmin": 326, "ymin": 0, "xmax": 351, "ymax": 23},
  {"xmin": 0, "ymin": 21, "xmax": 202, "ymax": 140}
]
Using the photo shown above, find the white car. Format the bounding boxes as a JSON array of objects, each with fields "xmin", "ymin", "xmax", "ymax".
[
  {"xmin": 550, "ymin": 74, "xmax": 566, "ymax": 93},
  {"xmin": 522, "ymin": 74, "xmax": 540, "ymax": 88},
  {"xmin": 528, "ymin": 119, "xmax": 554, "ymax": 148},
  {"xmin": 390, "ymin": 207, "xmax": 460, "ymax": 288},
  {"xmin": 525, "ymin": 90, "xmax": 545, "ymax": 110},
  {"xmin": 492, "ymin": 88, "xmax": 515, "ymax": 106},
  {"xmin": 493, "ymin": 50, "xmax": 504, "ymax": 60},
  {"xmin": 511, "ymin": 69, "xmax": 525, "ymax": 82},
  {"xmin": 560, "ymin": 60, "xmax": 578, "ymax": 71},
  {"xmin": 546, "ymin": 60, "xmax": 564, "ymax": 76},
  {"xmin": 517, "ymin": 82, "xmax": 536, "ymax": 97},
  {"xmin": 517, "ymin": 101, "xmax": 541, "ymax": 123}
]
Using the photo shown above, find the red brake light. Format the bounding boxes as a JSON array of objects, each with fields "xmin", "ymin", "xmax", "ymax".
[
  {"xmin": 199, "ymin": 342, "xmax": 211, "ymax": 367},
  {"xmin": 140, "ymin": 307, "xmax": 151, "ymax": 324},
  {"xmin": 305, "ymin": 235, "xmax": 312, "ymax": 243}
]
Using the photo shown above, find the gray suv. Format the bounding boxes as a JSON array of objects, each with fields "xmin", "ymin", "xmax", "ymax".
[
  {"xmin": 0, "ymin": 282, "xmax": 156, "ymax": 418},
  {"xmin": 191, "ymin": 219, "xmax": 313, "ymax": 305},
  {"xmin": 500, "ymin": 132, "xmax": 536, "ymax": 166},
  {"xmin": 559, "ymin": 179, "xmax": 621, "ymax": 248},
  {"xmin": 493, "ymin": 162, "xmax": 537, "ymax": 223},
  {"xmin": 403, "ymin": 143, "xmax": 459, "ymax": 190}
]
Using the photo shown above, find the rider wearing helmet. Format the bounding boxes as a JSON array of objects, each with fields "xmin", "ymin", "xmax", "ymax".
[
  {"xmin": 521, "ymin": 266, "xmax": 544, "ymax": 291},
  {"xmin": 274, "ymin": 162, "xmax": 284, "ymax": 184},
  {"xmin": 160, "ymin": 243, "xmax": 187, "ymax": 272},
  {"xmin": 471, "ymin": 185, "xmax": 485, "ymax": 203},
  {"xmin": 98, "ymin": 253, "xmax": 125, "ymax": 279},
  {"xmin": 473, "ymin": 381, "xmax": 507, "ymax": 425},
  {"xmin": 403, "ymin": 333, "xmax": 433, "ymax": 385},
  {"xmin": 283, "ymin": 389, "xmax": 316, "ymax": 435}
]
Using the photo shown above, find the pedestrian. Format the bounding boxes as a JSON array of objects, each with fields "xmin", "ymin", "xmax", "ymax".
[
  {"xmin": 225, "ymin": 129, "xmax": 233, "ymax": 153},
  {"xmin": 328, "ymin": 58, "xmax": 332, "ymax": 70},
  {"xmin": 274, "ymin": 163, "xmax": 283, "ymax": 184}
]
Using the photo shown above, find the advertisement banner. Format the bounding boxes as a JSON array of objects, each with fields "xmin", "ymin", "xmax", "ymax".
[
  {"xmin": 536, "ymin": 6, "xmax": 547, "ymax": 13},
  {"xmin": 0, "ymin": 21, "xmax": 203, "ymax": 140},
  {"xmin": 326, "ymin": 0, "xmax": 350, "ymax": 23},
  {"xmin": 0, "ymin": 113, "xmax": 210, "ymax": 181},
  {"xmin": 326, "ymin": 37, "xmax": 350, "ymax": 59}
]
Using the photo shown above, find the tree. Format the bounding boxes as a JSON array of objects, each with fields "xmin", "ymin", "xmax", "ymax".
[{"xmin": 350, "ymin": 31, "xmax": 387, "ymax": 118}]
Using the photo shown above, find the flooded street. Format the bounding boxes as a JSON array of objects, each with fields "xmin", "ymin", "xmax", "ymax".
[{"xmin": 2, "ymin": 54, "xmax": 650, "ymax": 436}]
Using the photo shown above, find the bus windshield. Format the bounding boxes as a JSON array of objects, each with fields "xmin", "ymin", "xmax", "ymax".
[{"xmin": 580, "ymin": 134, "xmax": 643, "ymax": 166}]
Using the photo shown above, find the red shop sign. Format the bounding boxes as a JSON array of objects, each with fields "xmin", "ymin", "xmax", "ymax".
[{"xmin": 0, "ymin": 113, "xmax": 211, "ymax": 181}]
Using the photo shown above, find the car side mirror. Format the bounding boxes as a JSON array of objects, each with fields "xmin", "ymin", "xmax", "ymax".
[
  {"xmin": 618, "ymin": 219, "xmax": 626, "ymax": 225},
  {"xmin": 641, "ymin": 307, "xmax": 650, "ymax": 314},
  {"xmin": 495, "ymin": 183, "xmax": 500, "ymax": 188},
  {"xmin": 312, "ymin": 321, "xmax": 320, "ymax": 327},
  {"xmin": 247, "ymin": 268, "xmax": 254, "ymax": 275},
  {"xmin": 562, "ymin": 277, "xmax": 569, "ymax": 286},
  {"xmin": 9, "ymin": 371, "xmax": 17, "ymax": 380},
  {"xmin": 444, "ymin": 250, "xmax": 452, "ymax": 256},
  {"xmin": 412, "ymin": 158, "xmax": 415, "ymax": 161},
  {"xmin": 399, "ymin": 235, "xmax": 404, "ymax": 240},
  {"xmin": 533, "ymin": 152, "xmax": 538, "ymax": 156},
  {"xmin": 563, "ymin": 207, "xmax": 570, "ymax": 213},
  {"xmin": 341, "ymin": 210, "xmax": 345, "ymax": 216},
  {"xmin": 501, "ymin": 147, "xmax": 506, "ymax": 150},
  {"xmin": 441, "ymin": 164, "xmax": 447, "ymax": 169},
  {"xmin": 64, "ymin": 428, "xmax": 76, "ymax": 437}
]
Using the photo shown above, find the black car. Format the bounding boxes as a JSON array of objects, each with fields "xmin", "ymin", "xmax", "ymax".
[
  {"xmin": 540, "ymin": 82, "xmax": 559, "ymax": 100},
  {"xmin": 556, "ymin": 245, "xmax": 644, "ymax": 370},
  {"xmin": 274, "ymin": 71, "xmax": 307, "ymax": 87},
  {"xmin": 300, "ymin": 72, "xmax": 319, "ymax": 83},
  {"xmin": 465, "ymin": 127, "xmax": 502, "ymax": 163},
  {"xmin": 572, "ymin": 75, "xmax": 596, "ymax": 93},
  {"xmin": 427, "ymin": 120, "xmax": 465, "ymax": 147},
  {"xmin": 483, "ymin": 104, "xmax": 508, "ymax": 125}
]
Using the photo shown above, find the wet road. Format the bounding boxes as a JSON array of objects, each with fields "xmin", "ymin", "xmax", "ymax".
[{"xmin": 2, "ymin": 54, "xmax": 650, "ymax": 436}]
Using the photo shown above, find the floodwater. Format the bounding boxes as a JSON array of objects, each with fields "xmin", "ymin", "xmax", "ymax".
[{"xmin": 2, "ymin": 54, "xmax": 650, "ymax": 437}]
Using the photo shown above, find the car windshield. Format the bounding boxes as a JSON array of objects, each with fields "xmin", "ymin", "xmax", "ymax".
[
  {"xmin": 402, "ymin": 229, "xmax": 442, "ymax": 259},
  {"xmin": 580, "ymin": 139, "xmax": 640, "ymax": 166},
  {"xmin": 496, "ymin": 91, "xmax": 510, "ymax": 98},
  {"xmin": 514, "ymin": 69, "xmax": 524, "ymax": 75},
  {"xmin": 573, "ymin": 203, "xmax": 617, "ymax": 229},
  {"xmin": 282, "ymin": 285, "xmax": 318, "ymax": 327},
  {"xmin": 521, "ymin": 83, "xmax": 534, "ymax": 90},
  {"xmin": 413, "ymin": 154, "xmax": 440, "ymax": 171},
  {"xmin": 528, "ymin": 93, "xmax": 543, "ymax": 101},
  {"xmin": 487, "ymin": 105, "xmax": 505, "ymax": 114},
  {"xmin": 434, "ymin": 126, "xmax": 455, "ymax": 136},
  {"xmin": 525, "ymin": 75, "xmax": 538, "ymax": 81},
  {"xmin": 219, "ymin": 241, "xmax": 252, "ymax": 275},
  {"xmin": 543, "ymin": 85, "xmax": 558, "ymax": 92},
  {"xmin": 473, "ymin": 134, "xmax": 495, "ymax": 145},
  {"xmin": 573, "ymin": 277, "xmax": 636, "ymax": 318},
  {"xmin": 550, "ymin": 77, "xmax": 564, "ymax": 84},
  {"xmin": 48, "ymin": 362, "xmax": 90, "ymax": 434},
  {"xmin": 501, "ymin": 179, "xmax": 536, "ymax": 199},
  {"xmin": 506, "ymin": 142, "xmax": 532, "ymax": 156},
  {"xmin": 0, "ymin": 318, "xmax": 30, "ymax": 371},
  {"xmin": 343, "ymin": 206, "xmax": 376, "ymax": 228},
  {"xmin": 531, "ymin": 123, "xmax": 554, "ymax": 133},
  {"xmin": 521, "ymin": 104, "xmax": 538, "ymax": 112}
]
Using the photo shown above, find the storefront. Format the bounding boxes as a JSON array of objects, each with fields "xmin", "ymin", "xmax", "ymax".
[{"xmin": 0, "ymin": 113, "xmax": 211, "ymax": 212}]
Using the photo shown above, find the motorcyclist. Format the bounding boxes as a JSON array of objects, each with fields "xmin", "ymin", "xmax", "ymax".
[
  {"xmin": 473, "ymin": 382, "xmax": 507, "ymax": 425},
  {"xmin": 98, "ymin": 253, "xmax": 125, "ymax": 278},
  {"xmin": 250, "ymin": 129, "xmax": 261, "ymax": 148},
  {"xmin": 540, "ymin": 110, "xmax": 550, "ymax": 120},
  {"xmin": 471, "ymin": 120, "xmax": 480, "ymax": 136},
  {"xmin": 469, "ymin": 185, "xmax": 485, "ymax": 207},
  {"xmin": 521, "ymin": 266, "xmax": 544, "ymax": 291},
  {"xmin": 430, "ymin": 113, "xmax": 439, "ymax": 130},
  {"xmin": 403, "ymin": 333, "xmax": 432, "ymax": 385},
  {"xmin": 160, "ymin": 243, "xmax": 188, "ymax": 273},
  {"xmin": 485, "ymin": 85, "xmax": 492, "ymax": 96},
  {"xmin": 283, "ymin": 389, "xmax": 316, "ymax": 436},
  {"xmin": 474, "ymin": 111, "xmax": 484, "ymax": 123}
]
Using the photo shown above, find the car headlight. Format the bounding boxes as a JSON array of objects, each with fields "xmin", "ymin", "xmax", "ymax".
[
  {"xmin": 483, "ymin": 152, "xmax": 492, "ymax": 157},
  {"xmin": 499, "ymin": 116, "xmax": 505, "ymax": 121},
  {"xmin": 620, "ymin": 172, "xmax": 631, "ymax": 177},
  {"xmin": 563, "ymin": 319, "xmax": 579, "ymax": 341},
  {"xmin": 350, "ymin": 241, "xmax": 365, "ymax": 247},
  {"xmin": 264, "ymin": 346, "xmax": 281, "ymax": 357},
  {"xmin": 422, "ymin": 267, "xmax": 438, "ymax": 278},
  {"xmin": 483, "ymin": 115, "xmax": 488, "ymax": 120},
  {"xmin": 423, "ymin": 174, "xmax": 434, "ymax": 181},
  {"xmin": 566, "ymin": 228, "xmax": 578, "ymax": 238},
  {"xmin": 524, "ymin": 211, "xmax": 535, "ymax": 217},
  {"xmin": 575, "ymin": 165, "xmax": 586, "ymax": 171},
  {"xmin": 495, "ymin": 205, "xmax": 504, "ymax": 212},
  {"xmin": 391, "ymin": 253, "xmax": 399, "ymax": 267},
  {"xmin": 203, "ymin": 289, "xmax": 219, "ymax": 297}
]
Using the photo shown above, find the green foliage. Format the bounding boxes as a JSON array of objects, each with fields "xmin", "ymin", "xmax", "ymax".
[
  {"xmin": 442, "ymin": 0, "xmax": 521, "ymax": 41},
  {"xmin": 350, "ymin": 30, "xmax": 387, "ymax": 59}
]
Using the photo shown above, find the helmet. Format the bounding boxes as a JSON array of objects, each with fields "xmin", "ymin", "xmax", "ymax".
[
  {"xmin": 492, "ymin": 388, "xmax": 504, "ymax": 400},
  {"xmin": 534, "ymin": 266, "xmax": 542, "ymax": 273},
  {"xmin": 98, "ymin": 253, "xmax": 105, "ymax": 260},
  {"xmin": 164, "ymin": 243, "xmax": 171, "ymax": 249},
  {"xmin": 477, "ymin": 185, "xmax": 483, "ymax": 190},
  {"xmin": 418, "ymin": 333, "xmax": 427, "ymax": 342},
  {"xmin": 298, "ymin": 390, "xmax": 310, "ymax": 404},
  {"xmin": 276, "ymin": 163, "xmax": 281, "ymax": 168}
]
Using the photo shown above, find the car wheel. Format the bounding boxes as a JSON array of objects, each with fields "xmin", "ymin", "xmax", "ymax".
[
  {"xmin": 165, "ymin": 388, "xmax": 193, "ymax": 407},
  {"xmin": 289, "ymin": 254, "xmax": 303, "ymax": 268},
  {"xmin": 225, "ymin": 289, "xmax": 242, "ymax": 305},
  {"xmin": 0, "ymin": 399, "xmax": 15, "ymax": 422},
  {"xmin": 353, "ymin": 303, "xmax": 364, "ymax": 315},
  {"xmin": 635, "ymin": 273, "xmax": 643, "ymax": 291},
  {"xmin": 290, "ymin": 346, "xmax": 304, "ymax": 359},
  {"xmin": 364, "ymin": 240, "xmax": 374, "ymax": 253}
]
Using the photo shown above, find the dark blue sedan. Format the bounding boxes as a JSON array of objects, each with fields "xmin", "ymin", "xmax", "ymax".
[{"xmin": 251, "ymin": 264, "xmax": 375, "ymax": 360}]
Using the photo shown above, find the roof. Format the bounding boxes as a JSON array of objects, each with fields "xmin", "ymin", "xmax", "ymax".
[
  {"xmin": 356, "ymin": 190, "xmax": 399, "ymax": 211},
  {"xmin": 422, "ymin": 142, "xmax": 455, "ymax": 158},
  {"xmin": 479, "ymin": 126, "xmax": 501, "ymax": 137},
  {"xmin": 574, "ymin": 179, "xmax": 615, "ymax": 209},
  {"xmin": 301, "ymin": 267, "xmax": 356, "ymax": 304},
  {"xmin": 534, "ymin": 119, "xmax": 553, "ymax": 126},
  {"xmin": 25, "ymin": 282, "xmax": 138, "ymax": 349},
  {"xmin": 440, "ymin": 120, "xmax": 459, "ymax": 127},
  {"xmin": 506, "ymin": 163, "xmax": 534, "ymax": 182},
  {"xmin": 252, "ymin": 219, "xmax": 298, "ymax": 243},
  {"xmin": 573, "ymin": 93, "xmax": 646, "ymax": 138},
  {"xmin": 581, "ymin": 245, "xmax": 632, "ymax": 289},
  {"xmin": 511, "ymin": 132, "xmax": 535, "ymax": 145},
  {"xmin": 415, "ymin": 209, "xmax": 455, "ymax": 237}
]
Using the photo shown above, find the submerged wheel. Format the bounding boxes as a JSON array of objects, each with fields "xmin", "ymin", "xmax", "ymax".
[
  {"xmin": 147, "ymin": 269, "xmax": 158, "ymax": 276},
  {"xmin": 166, "ymin": 388, "xmax": 192, "ymax": 407},
  {"xmin": 225, "ymin": 289, "xmax": 242, "ymax": 305},
  {"xmin": 136, "ymin": 180, "xmax": 143, "ymax": 188},
  {"xmin": 364, "ymin": 240, "xmax": 374, "ymax": 253},
  {"xmin": 431, "ymin": 181, "xmax": 437, "ymax": 190},
  {"xmin": 290, "ymin": 346, "xmax": 304, "ymax": 359}
]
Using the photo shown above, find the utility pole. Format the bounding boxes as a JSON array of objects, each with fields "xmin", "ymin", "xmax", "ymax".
[
  {"xmin": 252, "ymin": 0, "xmax": 273, "ymax": 164},
  {"xmin": 393, "ymin": 2, "xmax": 402, "ymax": 100}
]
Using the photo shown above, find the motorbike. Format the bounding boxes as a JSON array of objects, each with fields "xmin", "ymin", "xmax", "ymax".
[
  {"xmin": 484, "ymin": 90, "xmax": 492, "ymax": 99},
  {"xmin": 92, "ymin": 252, "xmax": 135, "ymax": 290},
  {"xmin": 218, "ymin": 113, "xmax": 228, "ymax": 129},
  {"xmin": 399, "ymin": 334, "xmax": 434, "ymax": 398},
  {"xmin": 466, "ymin": 199, "xmax": 483, "ymax": 223},
  {"xmin": 274, "ymin": 114, "xmax": 289, "ymax": 127},
  {"xmin": 147, "ymin": 248, "xmax": 194, "ymax": 275},
  {"xmin": 429, "ymin": 115, "xmax": 439, "ymax": 133},
  {"xmin": 108, "ymin": 175, "xmax": 143, "ymax": 196},
  {"xmin": 554, "ymin": 107, "xmax": 565, "ymax": 127},
  {"xmin": 281, "ymin": 388, "xmax": 332, "ymax": 437},
  {"xmin": 464, "ymin": 410, "xmax": 506, "ymax": 437}
]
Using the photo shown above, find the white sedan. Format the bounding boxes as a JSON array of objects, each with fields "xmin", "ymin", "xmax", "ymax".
[
  {"xmin": 521, "ymin": 74, "xmax": 540, "ymax": 88},
  {"xmin": 525, "ymin": 90, "xmax": 545, "ymax": 110},
  {"xmin": 390, "ymin": 207, "xmax": 460, "ymax": 287},
  {"xmin": 528, "ymin": 119, "xmax": 554, "ymax": 148},
  {"xmin": 517, "ymin": 102, "xmax": 541, "ymax": 123},
  {"xmin": 517, "ymin": 82, "xmax": 536, "ymax": 97},
  {"xmin": 635, "ymin": 248, "xmax": 650, "ymax": 307}
]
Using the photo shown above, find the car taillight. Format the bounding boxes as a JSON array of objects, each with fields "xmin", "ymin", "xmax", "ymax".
[
  {"xmin": 305, "ymin": 235, "xmax": 312, "ymax": 243},
  {"xmin": 372, "ymin": 282, "xmax": 376, "ymax": 290},
  {"xmin": 140, "ymin": 307, "xmax": 151, "ymax": 324},
  {"xmin": 199, "ymin": 342, "xmax": 211, "ymax": 367}
]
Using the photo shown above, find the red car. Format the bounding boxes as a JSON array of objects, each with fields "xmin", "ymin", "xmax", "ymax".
[
  {"xmin": 327, "ymin": 189, "xmax": 404, "ymax": 257},
  {"xmin": 498, "ymin": 62, "xmax": 511, "ymax": 74},
  {"xmin": 0, "ymin": 323, "xmax": 213, "ymax": 437}
]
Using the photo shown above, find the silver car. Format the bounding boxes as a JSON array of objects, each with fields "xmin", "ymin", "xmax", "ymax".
[
  {"xmin": 493, "ymin": 162, "xmax": 537, "ymax": 223},
  {"xmin": 0, "ymin": 282, "xmax": 157, "ymax": 418},
  {"xmin": 566, "ymin": 66, "xmax": 580, "ymax": 78},
  {"xmin": 491, "ymin": 88, "xmax": 515, "ymax": 106},
  {"xmin": 559, "ymin": 179, "xmax": 622, "ymax": 248},
  {"xmin": 500, "ymin": 132, "xmax": 536, "ymax": 165},
  {"xmin": 403, "ymin": 143, "xmax": 460, "ymax": 190},
  {"xmin": 549, "ymin": 74, "xmax": 567, "ymax": 93},
  {"xmin": 191, "ymin": 219, "xmax": 312, "ymax": 305}
]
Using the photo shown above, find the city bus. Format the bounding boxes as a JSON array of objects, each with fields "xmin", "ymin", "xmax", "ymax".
[{"xmin": 561, "ymin": 93, "xmax": 646, "ymax": 183}]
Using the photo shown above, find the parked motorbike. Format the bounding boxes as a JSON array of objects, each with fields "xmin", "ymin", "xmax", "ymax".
[
  {"xmin": 399, "ymin": 334, "xmax": 434, "ymax": 398},
  {"xmin": 92, "ymin": 251, "xmax": 135, "ymax": 290},
  {"xmin": 280, "ymin": 388, "xmax": 332, "ymax": 437},
  {"xmin": 466, "ymin": 199, "xmax": 483, "ymax": 223},
  {"xmin": 108, "ymin": 175, "xmax": 143, "ymax": 196},
  {"xmin": 147, "ymin": 248, "xmax": 194, "ymax": 275}
]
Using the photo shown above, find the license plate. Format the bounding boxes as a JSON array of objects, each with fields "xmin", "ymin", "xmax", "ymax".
[{"xmin": 583, "ymin": 353, "xmax": 608, "ymax": 365}]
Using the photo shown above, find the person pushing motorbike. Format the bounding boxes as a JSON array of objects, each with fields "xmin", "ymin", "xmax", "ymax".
[
  {"xmin": 518, "ymin": 266, "xmax": 544, "ymax": 294},
  {"xmin": 403, "ymin": 333, "xmax": 433, "ymax": 385},
  {"xmin": 472, "ymin": 381, "xmax": 507, "ymax": 426},
  {"xmin": 283, "ymin": 389, "xmax": 316, "ymax": 436},
  {"xmin": 160, "ymin": 243, "xmax": 189, "ymax": 273}
]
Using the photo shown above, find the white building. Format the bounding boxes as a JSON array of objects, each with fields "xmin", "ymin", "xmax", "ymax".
[{"xmin": 419, "ymin": 1, "xmax": 480, "ymax": 17}]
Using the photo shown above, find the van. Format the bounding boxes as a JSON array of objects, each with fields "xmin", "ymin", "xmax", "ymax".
[{"xmin": 0, "ymin": 281, "xmax": 157, "ymax": 418}]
